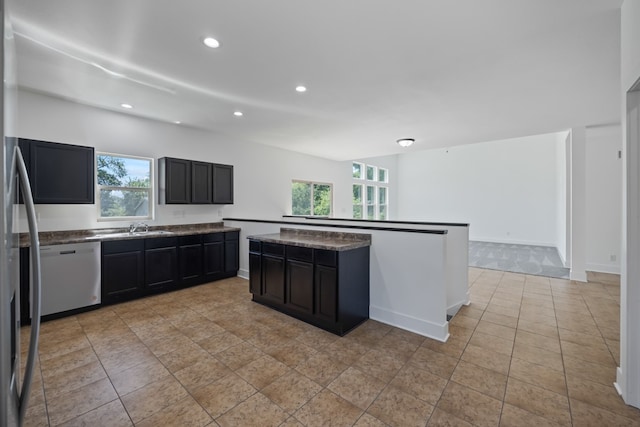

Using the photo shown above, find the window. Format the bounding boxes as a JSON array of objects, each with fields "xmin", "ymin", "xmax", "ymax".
[
  {"xmin": 292, "ymin": 180, "xmax": 332, "ymax": 216},
  {"xmin": 97, "ymin": 153, "xmax": 153, "ymax": 220},
  {"xmin": 352, "ymin": 162, "xmax": 388, "ymax": 220}
]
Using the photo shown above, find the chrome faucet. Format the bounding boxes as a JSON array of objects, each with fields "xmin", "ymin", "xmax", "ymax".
[{"xmin": 129, "ymin": 222, "xmax": 149, "ymax": 233}]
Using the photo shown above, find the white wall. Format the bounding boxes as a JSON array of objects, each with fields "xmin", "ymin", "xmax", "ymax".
[
  {"xmin": 396, "ymin": 133, "xmax": 564, "ymax": 247},
  {"xmin": 556, "ymin": 131, "xmax": 568, "ymax": 264},
  {"xmin": 15, "ymin": 90, "xmax": 352, "ymax": 231},
  {"xmin": 585, "ymin": 124, "xmax": 623, "ymax": 274}
]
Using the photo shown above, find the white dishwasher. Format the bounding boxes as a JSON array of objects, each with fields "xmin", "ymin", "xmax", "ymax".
[{"xmin": 34, "ymin": 241, "xmax": 101, "ymax": 316}]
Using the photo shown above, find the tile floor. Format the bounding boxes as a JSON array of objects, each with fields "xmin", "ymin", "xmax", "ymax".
[{"xmin": 20, "ymin": 269, "xmax": 640, "ymax": 426}]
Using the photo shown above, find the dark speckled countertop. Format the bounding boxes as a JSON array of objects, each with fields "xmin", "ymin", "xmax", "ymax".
[
  {"xmin": 20, "ymin": 222, "xmax": 240, "ymax": 247},
  {"xmin": 248, "ymin": 227, "xmax": 371, "ymax": 251}
]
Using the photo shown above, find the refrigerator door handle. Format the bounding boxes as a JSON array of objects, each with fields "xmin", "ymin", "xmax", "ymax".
[{"xmin": 14, "ymin": 147, "xmax": 41, "ymax": 425}]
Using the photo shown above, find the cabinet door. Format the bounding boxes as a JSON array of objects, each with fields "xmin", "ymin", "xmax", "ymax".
[
  {"xmin": 262, "ymin": 255, "xmax": 285, "ymax": 304},
  {"xmin": 165, "ymin": 158, "xmax": 191, "ymax": 204},
  {"xmin": 191, "ymin": 161, "xmax": 212, "ymax": 204},
  {"xmin": 315, "ymin": 265, "xmax": 337, "ymax": 322},
  {"xmin": 102, "ymin": 251, "xmax": 144, "ymax": 302},
  {"xmin": 286, "ymin": 259, "xmax": 314, "ymax": 314},
  {"xmin": 249, "ymin": 252, "xmax": 261, "ymax": 295},
  {"xmin": 24, "ymin": 139, "xmax": 94, "ymax": 204},
  {"xmin": 145, "ymin": 246, "xmax": 177, "ymax": 289},
  {"xmin": 212, "ymin": 164, "xmax": 233, "ymax": 204},
  {"xmin": 179, "ymin": 244, "xmax": 203, "ymax": 283},
  {"xmin": 203, "ymin": 240, "xmax": 224, "ymax": 277},
  {"xmin": 224, "ymin": 239, "xmax": 239, "ymax": 273}
]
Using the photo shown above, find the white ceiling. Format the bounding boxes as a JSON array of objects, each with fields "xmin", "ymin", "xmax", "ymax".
[{"xmin": 8, "ymin": 0, "xmax": 622, "ymax": 161}]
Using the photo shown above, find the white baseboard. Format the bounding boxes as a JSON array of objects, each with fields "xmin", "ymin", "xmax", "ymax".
[
  {"xmin": 237, "ymin": 268, "xmax": 249, "ymax": 280},
  {"xmin": 585, "ymin": 263, "xmax": 621, "ymax": 275},
  {"xmin": 469, "ymin": 237, "xmax": 557, "ymax": 247},
  {"xmin": 447, "ymin": 297, "xmax": 470, "ymax": 317},
  {"xmin": 370, "ymin": 305, "xmax": 448, "ymax": 342},
  {"xmin": 570, "ymin": 269, "xmax": 587, "ymax": 282}
]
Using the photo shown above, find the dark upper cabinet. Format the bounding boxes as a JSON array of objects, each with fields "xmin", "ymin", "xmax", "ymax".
[
  {"xmin": 213, "ymin": 164, "xmax": 233, "ymax": 204},
  {"xmin": 192, "ymin": 161, "xmax": 213, "ymax": 204},
  {"xmin": 159, "ymin": 157, "xmax": 191, "ymax": 204},
  {"xmin": 159, "ymin": 157, "xmax": 233, "ymax": 205},
  {"xmin": 18, "ymin": 138, "xmax": 94, "ymax": 204}
]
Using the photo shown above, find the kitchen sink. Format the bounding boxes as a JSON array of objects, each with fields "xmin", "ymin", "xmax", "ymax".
[{"xmin": 87, "ymin": 230, "xmax": 175, "ymax": 239}]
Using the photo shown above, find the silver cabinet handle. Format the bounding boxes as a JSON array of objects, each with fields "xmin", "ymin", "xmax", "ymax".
[{"xmin": 14, "ymin": 147, "xmax": 41, "ymax": 425}]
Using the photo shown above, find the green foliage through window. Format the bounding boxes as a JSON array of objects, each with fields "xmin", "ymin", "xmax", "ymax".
[
  {"xmin": 292, "ymin": 180, "xmax": 332, "ymax": 216},
  {"xmin": 97, "ymin": 154, "xmax": 152, "ymax": 219}
]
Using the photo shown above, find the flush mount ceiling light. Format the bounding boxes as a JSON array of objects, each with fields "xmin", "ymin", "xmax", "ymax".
[
  {"xmin": 120, "ymin": 103, "xmax": 133, "ymax": 109},
  {"xmin": 295, "ymin": 85, "xmax": 307, "ymax": 93},
  {"xmin": 174, "ymin": 120, "xmax": 181, "ymax": 124},
  {"xmin": 397, "ymin": 138, "xmax": 415, "ymax": 147},
  {"xmin": 203, "ymin": 37, "xmax": 220, "ymax": 48},
  {"xmin": 233, "ymin": 111, "xmax": 243, "ymax": 117}
]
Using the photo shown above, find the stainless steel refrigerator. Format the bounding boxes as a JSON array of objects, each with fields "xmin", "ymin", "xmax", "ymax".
[{"xmin": 0, "ymin": 0, "xmax": 42, "ymax": 425}]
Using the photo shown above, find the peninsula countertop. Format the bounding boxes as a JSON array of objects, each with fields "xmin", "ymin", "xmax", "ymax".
[
  {"xmin": 20, "ymin": 222, "xmax": 240, "ymax": 247},
  {"xmin": 247, "ymin": 227, "xmax": 371, "ymax": 251}
]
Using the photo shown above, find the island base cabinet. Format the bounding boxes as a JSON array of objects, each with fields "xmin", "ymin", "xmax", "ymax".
[{"xmin": 249, "ymin": 242, "xmax": 369, "ymax": 336}]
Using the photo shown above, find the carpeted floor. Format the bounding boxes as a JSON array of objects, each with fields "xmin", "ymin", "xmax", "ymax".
[{"xmin": 468, "ymin": 241, "xmax": 570, "ymax": 279}]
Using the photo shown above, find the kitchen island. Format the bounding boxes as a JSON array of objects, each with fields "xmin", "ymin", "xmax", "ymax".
[{"xmin": 248, "ymin": 228, "xmax": 371, "ymax": 335}]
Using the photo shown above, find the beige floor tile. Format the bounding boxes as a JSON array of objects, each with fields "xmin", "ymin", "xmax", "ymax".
[
  {"xmin": 57, "ymin": 399, "xmax": 132, "ymax": 427},
  {"xmin": 456, "ymin": 305, "xmax": 485, "ymax": 320},
  {"xmin": 512, "ymin": 341, "xmax": 564, "ymax": 372},
  {"xmin": 437, "ymin": 381, "xmax": 502, "ymax": 427},
  {"xmin": 460, "ymin": 343, "xmax": 511, "ymax": 376},
  {"xmin": 427, "ymin": 408, "xmax": 473, "ymax": 426},
  {"xmin": 40, "ymin": 346, "xmax": 98, "ymax": 379},
  {"xmin": 475, "ymin": 320, "xmax": 516, "ymax": 341},
  {"xmin": 22, "ymin": 402, "xmax": 49, "ymax": 427},
  {"xmin": 43, "ymin": 359, "xmax": 107, "ymax": 399},
  {"xmin": 389, "ymin": 363, "xmax": 448, "ymax": 405},
  {"xmin": 509, "ymin": 358, "xmax": 567, "ymax": 395},
  {"xmin": 280, "ymin": 416, "xmax": 305, "ymax": 427},
  {"xmin": 566, "ymin": 375, "xmax": 640, "ymax": 420},
  {"xmin": 192, "ymin": 373, "xmax": 257, "ymax": 419},
  {"xmin": 569, "ymin": 398, "xmax": 640, "ymax": 427},
  {"xmin": 327, "ymin": 367, "xmax": 386, "ymax": 410},
  {"xmin": 560, "ymin": 339, "xmax": 616, "ymax": 366},
  {"xmin": 367, "ymin": 386, "xmax": 434, "ymax": 427},
  {"xmin": 38, "ymin": 334, "xmax": 92, "ymax": 362},
  {"xmin": 236, "ymin": 355, "xmax": 290, "ymax": 390},
  {"xmin": 321, "ymin": 338, "xmax": 371, "ymax": 365},
  {"xmin": 499, "ymin": 403, "xmax": 561, "ymax": 427},
  {"xmin": 267, "ymin": 340, "xmax": 317, "ymax": 368},
  {"xmin": 449, "ymin": 314, "xmax": 480, "ymax": 329},
  {"xmin": 197, "ymin": 331, "xmax": 244, "ymax": 355},
  {"xmin": 480, "ymin": 310, "xmax": 518, "ymax": 328},
  {"xmin": 262, "ymin": 370, "xmax": 322, "ymax": 414},
  {"xmin": 175, "ymin": 356, "xmax": 232, "ymax": 392},
  {"xmin": 516, "ymin": 319, "xmax": 558, "ymax": 339},
  {"xmin": 409, "ymin": 346, "xmax": 459, "ymax": 379},
  {"xmin": 98, "ymin": 344, "xmax": 157, "ymax": 377},
  {"xmin": 121, "ymin": 375, "xmax": 189, "ymax": 423},
  {"xmin": 469, "ymin": 331, "xmax": 514, "ymax": 356},
  {"xmin": 215, "ymin": 342, "xmax": 265, "ymax": 371},
  {"xmin": 515, "ymin": 329, "xmax": 561, "ymax": 353},
  {"xmin": 421, "ymin": 334, "xmax": 468, "ymax": 359},
  {"xmin": 295, "ymin": 328, "xmax": 339, "ymax": 349},
  {"xmin": 353, "ymin": 413, "xmax": 388, "ymax": 427},
  {"xmin": 504, "ymin": 378, "xmax": 571, "ymax": 426},
  {"xmin": 294, "ymin": 389, "xmax": 363, "ymax": 426},
  {"xmin": 353, "ymin": 348, "xmax": 405, "ymax": 382},
  {"xmin": 295, "ymin": 351, "xmax": 348, "ymax": 386},
  {"xmin": 451, "ymin": 360, "xmax": 507, "ymax": 400},
  {"xmin": 131, "ymin": 395, "xmax": 211, "ymax": 427},
  {"xmin": 158, "ymin": 340, "xmax": 211, "ymax": 373},
  {"xmin": 109, "ymin": 357, "xmax": 170, "ymax": 396},
  {"xmin": 216, "ymin": 392, "xmax": 288, "ymax": 427},
  {"xmin": 46, "ymin": 377, "xmax": 118, "ymax": 426},
  {"xmin": 563, "ymin": 355, "xmax": 616, "ymax": 386}
]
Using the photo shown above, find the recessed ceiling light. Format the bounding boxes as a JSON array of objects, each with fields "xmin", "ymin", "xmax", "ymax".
[
  {"xmin": 397, "ymin": 138, "xmax": 415, "ymax": 147},
  {"xmin": 121, "ymin": 103, "xmax": 133, "ymax": 109},
  {"xmin": 233, "ymin": 111, "xmax": 243, "ymax": 117},
  {"xmin": 174, "ymin": 120, "xmax": 181, "ymax": 124},
  {"xmin": 295, "ymin": 86, "xmax": 307, "ymax": 93},
  {"xmin": 203, "ymin": 37, "xmax": 220, "ymax": 48}
]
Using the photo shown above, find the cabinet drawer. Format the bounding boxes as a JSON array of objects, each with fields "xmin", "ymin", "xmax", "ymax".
[
  {"xmin": 225, "ymin": 231, "xmax": 239, "ymax": 241},
  {"xmin": 249, "ymin": 240, "xmax": 261, "ymax": 253},
  {"xmin": 179, "ymin": 234, "xmax": 202, "ymax": 246},
  {"xmin": 315, "ymin": 249, "xmax": 337, "ymax": 267},
  {"xmin": 286, "ymin": 245, "xmax": 313, "ymax": 262},
  {"xmin": 102, "ymin": 239, "xmax": 144, "ymax": 255},
  {"xmin": 262, "ymin": 242, "xmax": 284, "ymax": 257},
  {"xmin": 203, "ymin": 233, "xmax": 224, "ymax": 243},
  {"xmin": 145, "ymin": 236, "xmax": 178, "ymax": 249}
]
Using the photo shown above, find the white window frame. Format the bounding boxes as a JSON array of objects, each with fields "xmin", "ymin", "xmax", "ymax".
[
  {"xmin": 352, "ymin": 162, "xmax": 389, "ymax": 220},
  {"xmin": 96, "ymin": 152, "xmax": 154, "ymax": 221},
  {"xmin": 291, "ymin": 179, "xmax": 333, "ymax": 217}
]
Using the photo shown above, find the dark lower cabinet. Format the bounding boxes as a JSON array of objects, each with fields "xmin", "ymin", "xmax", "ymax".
[
  {"xmin": 179, "ymin": 235, "xmax": 203, "ymax": 285},
  {"xmin": 102, "ymin": 239, "xmax": 145, "ymax": 304},
  {"xmin": 145, "ymin": 237, "xmax": 178, "ymax": 290},
  {"xmin": 101, "ymin": 230, "xmax": 240, "ymax": 306},
  {"xmin": 249, "ymin": 241, "xmax": 370, "ymax": 336}
]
